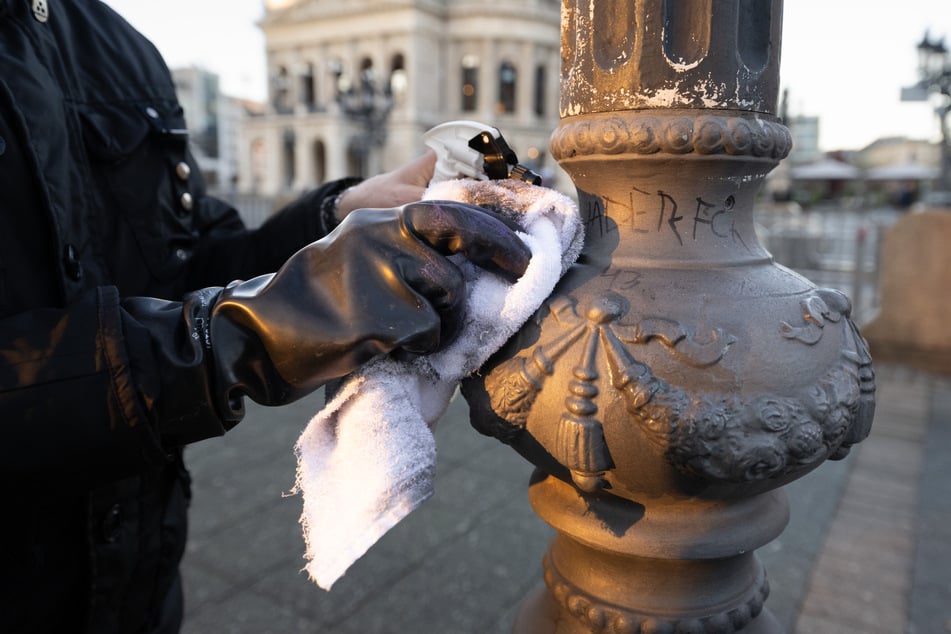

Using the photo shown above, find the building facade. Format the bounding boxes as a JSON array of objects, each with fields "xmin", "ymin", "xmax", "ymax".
[
  {"xmin": 239, "ymin": 0, "xmax": 563, "ymax": 195},
  {"xmin": 855, "ymin": 136, "xmax": 940, "ymax": 170}
]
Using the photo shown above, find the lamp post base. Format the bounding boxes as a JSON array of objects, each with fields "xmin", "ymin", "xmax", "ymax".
[
  {"xmin": 514, "ymin": 586, "xmax": 783, "ymax": 634},
  {"xmin": 511, "ymin": 473, "xmax": 789, "ymax": 634}
]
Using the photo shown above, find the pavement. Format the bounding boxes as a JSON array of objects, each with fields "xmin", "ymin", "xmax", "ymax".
[{"xmin": 179, "ymin": 363, "xmax": 951, "ymax": 634}]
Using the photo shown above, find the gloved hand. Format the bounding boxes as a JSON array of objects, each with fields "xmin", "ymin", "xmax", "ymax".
[{"xmin": 207, "ymin": 200, "xmax": 531, "ymax": 419}]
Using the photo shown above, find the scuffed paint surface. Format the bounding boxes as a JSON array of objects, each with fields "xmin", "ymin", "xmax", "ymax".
[
  {"xmin": 559, "ymin": 1, "xmax": 775, "ymax": 118},
  {"xmin": 561, "ymin": 72, "xmax": 760, "ymax": 118}
]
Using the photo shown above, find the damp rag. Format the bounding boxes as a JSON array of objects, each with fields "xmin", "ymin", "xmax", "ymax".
[{"xmin": 292, "ymin": 178, "xmax": 583, "ymax": 590}]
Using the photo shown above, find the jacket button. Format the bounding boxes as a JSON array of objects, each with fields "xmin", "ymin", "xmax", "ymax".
[
  {"xmin": 175, "ymin": 161, "xmax": 191, "ymax": 180},
  {"xmin": 180, "ymin": 192, "xmax": 194, "ymax": 212},
  {"xmin": 32, "ymin": 0, "xmax": 48, "ymax": 23},
  {"xmin": 63, "ymin": 243, "xmax": 83, "ymax": 281},
  {"xmin": 101, "ymin": 504, "xmax": 122, "ymax": 543}
]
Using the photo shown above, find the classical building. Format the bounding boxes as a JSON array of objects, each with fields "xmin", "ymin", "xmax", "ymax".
[
  {"xmin": 855, "ymin": 136, "xmax": 939, "ymax": 170},
  {"xmin": 239, "ymin": 0, "xmax": 563, "ymax": 195}
]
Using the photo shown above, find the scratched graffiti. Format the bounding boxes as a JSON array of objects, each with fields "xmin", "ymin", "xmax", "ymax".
[{"xmin": 581, "ymin": 188, "xmax": 751, "ymax": 251}]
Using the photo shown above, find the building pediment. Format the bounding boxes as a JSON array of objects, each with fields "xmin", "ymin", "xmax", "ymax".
[{"xmin": 262, "ymin": 0, "xmax": 447, "ymax": 27}]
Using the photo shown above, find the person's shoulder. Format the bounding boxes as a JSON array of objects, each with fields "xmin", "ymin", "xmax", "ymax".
[{"xmin": 59, "ymin": 0, "xmax": 176, "ymax": 99}]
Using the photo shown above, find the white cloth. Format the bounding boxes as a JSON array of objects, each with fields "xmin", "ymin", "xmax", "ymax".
[{"xmin": 292, "ymin": 179, "xmax": 583, "ymax": 590}]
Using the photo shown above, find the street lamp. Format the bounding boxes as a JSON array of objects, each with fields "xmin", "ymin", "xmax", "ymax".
[
  {"xmin": 331, "ymin": 61, "xmax": 394, "ymax": 177},
  {"xmin": 910, "ymin": 32, "xmax": 951, "ymax": 191},
  {"xmin": 917, "ymin": 33, "xmax": 948, "ymax": 82}
]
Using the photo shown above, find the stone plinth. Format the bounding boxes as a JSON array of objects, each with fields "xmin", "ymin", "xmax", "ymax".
[{"xmin": 864, "ymin": 211, "xmax": 951, "ymax": 375}]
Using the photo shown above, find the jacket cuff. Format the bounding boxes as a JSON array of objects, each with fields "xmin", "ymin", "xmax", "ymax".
[
  {"xmin": 120, "ymin": 288, "xmax": 236, "ymax": 448},
  {"xmin": 97, "ymin": 287, "xmax": 169, "ymax": 468},
  {"xmin": 316, "ymin": 177, "xmax": 362, "ymax": 236}
]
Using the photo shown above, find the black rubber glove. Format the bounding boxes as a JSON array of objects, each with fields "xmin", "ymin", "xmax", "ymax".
[{"xmin": 207, "ymin": 200, "xmax": 530, "ymax": 420}]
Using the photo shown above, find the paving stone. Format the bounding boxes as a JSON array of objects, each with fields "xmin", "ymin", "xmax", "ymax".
[
  {"xmin": 821, "ymin": 535, "xmax": 914, "ymax": 574},
  {"xmin": 181, "ymin": 590, "xmax": 316, "ymax": 634},
  {"xmin": 247, "ymin": 538, "xmax": 410, "ymax": 628},
  {"xmin": 810, "ymin": 549, "xmax": 913, "ymax": 595},
  {"xmin": 432, "ymin": 392, "xmax": 496, "ymax": 467},
  {"xmin": 794, "ymin": 364, "xmax": 936, "ymax": 634},
  {"xmin": 758, "ymin": 457, "xmax": 853, "ymax": 631},
  {"xmin": 184, "ymin": 493, "xmax": 304, "ymax": 585},
  {"xmin": 426, "ymin": 457, "xmax": 535, "ymax": 518},
  {"xmin": 798, "ymin": 574, "xmax": 906, "ymax": 634},
  {"xmin": 178, "ymin": 365, "xmax": 946, "ymax": 634},
  {"xmin": 909, "ymin": 380, "xmax": 951, "ymax": 634},
  {"xmin": 187, "ymin": 456, "xmax": 299, "ymax": 538},
  {"xmin": 333, "ymin": 498, "xmax": 550, "ymax": 634},
  {"xmin": 180, "ymin": 562, "xmax": 235, "ymax": 618},
  {"xmin": 796, "ymin": 612, "xmax": 894, "ymax": 634}
]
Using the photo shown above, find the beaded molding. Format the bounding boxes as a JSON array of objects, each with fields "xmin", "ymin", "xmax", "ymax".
[{"xmin": 551, "ymin": 112, "xmax": 792, "ymax": 161}]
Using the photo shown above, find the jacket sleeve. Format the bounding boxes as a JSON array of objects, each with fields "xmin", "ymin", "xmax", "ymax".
[
  {"xmin": 0, "ymin": 286, "xmax": 229, "ymax": 486},
  {"xmin": 184, "ymin": 178, "xmax": 361, "ymax": 289}
]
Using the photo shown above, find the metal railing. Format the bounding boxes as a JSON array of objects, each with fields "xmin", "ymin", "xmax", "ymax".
[{"xmin": 755, "ymin": 204, "xmax": 902, "ymax": 326}]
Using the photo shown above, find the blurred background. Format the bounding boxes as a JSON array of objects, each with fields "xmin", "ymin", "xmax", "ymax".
[
  {"xmin": 96, "ymin": 2, "xmax": 951, "ymax": 632},
  {"xmin": 99, "ymin": 0, "xmax": 951, "ymax": 331}
]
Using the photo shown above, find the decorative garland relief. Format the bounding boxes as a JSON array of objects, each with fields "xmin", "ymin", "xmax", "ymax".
[{"xmin": 485, "ymin": 289, "xmax": 875, "ymax": 489}]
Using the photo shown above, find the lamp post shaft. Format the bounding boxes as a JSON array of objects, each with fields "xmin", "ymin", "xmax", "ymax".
[{"xmin": 464, "ymin": 2, "xmax": 875, "ymax": 632}]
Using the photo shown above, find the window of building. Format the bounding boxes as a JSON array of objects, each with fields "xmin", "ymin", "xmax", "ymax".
[
  {"xmin": 534, "ymin": 64, "xmax": 547, "ymax": 117},
  {"xmin": 461, "ymin": 54, "xmax": 479, "ymax": 112},
  {"xmin": 327, "ymin": 58, "xmax": 344, "ymax": 95},
  {"xmin": 250, "ymin": 137, "xmax": 265, "ymax": 193},
  {"xmin": 273, "ymin": 65, "xmax": 290, "ymax": 113},
  {"xmin": 300, "ymin": 63, "xmax": 316, "ymax": 109},
  {"xmin": 498, "ymin": 61, "xmax": 517, "ymax": 114},
  {"xmin": 282, "ymin": 128, "xmax": 295, "ymax": 190},
  {"xmin": 359, "ymin": 57, "xmax": 374, "ymax": 84},
  {"xmin": 312, "ymin": 139, "xmax": 326, "ymax": 184},
  {"xmin": 389, "ymin": 53, "xmax": 408, "ymax": 98},
  {"xmin": 347, "ymin": 143, "xmax": 364, "ymax": 178}
]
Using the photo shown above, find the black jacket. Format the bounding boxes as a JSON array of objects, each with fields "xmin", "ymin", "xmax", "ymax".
[{"xmin": 0, "ymin": 1, "xmax": 348, "ymax": 631}]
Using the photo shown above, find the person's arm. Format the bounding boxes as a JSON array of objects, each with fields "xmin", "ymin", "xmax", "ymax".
[
  {"xmin": 0, "ymin": 201, "xmax": 528, "ymax": 487},
  {"xmin": 0, "ymin": 287, "xmax": 168, "ymax": 486},
  {"xmin": 184, "ymin": 152, "xmax": 437, "ymax": 289},
  {"xmin": 332, "ymin": 151, "xmax": 436, "ymax": 221}
]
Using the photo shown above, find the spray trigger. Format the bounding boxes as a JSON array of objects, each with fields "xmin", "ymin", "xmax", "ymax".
[{"xmin": 423, "ymin": 120, "xmax": 542, "ymax": 185}]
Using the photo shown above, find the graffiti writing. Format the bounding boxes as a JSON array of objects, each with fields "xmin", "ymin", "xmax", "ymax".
[
  {"xmin": 601, "ymin": 269, "xmax": 642, "ymax": 292},
  {"xmin": 579, "ymin": 191, "xmax": 609, "ymax": 237},
  {"xmin": 593, "ymin": 188, "xmax": 750, "ymax": 251}
]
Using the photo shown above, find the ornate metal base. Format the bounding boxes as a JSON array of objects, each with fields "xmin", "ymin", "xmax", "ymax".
[
  {"xmin": 514, "ymin": 472, "xmax": 789, "ymax": 634},
  {"xmin": 514, "ymin": 588, "xmax": 783, "ymax": 634}
]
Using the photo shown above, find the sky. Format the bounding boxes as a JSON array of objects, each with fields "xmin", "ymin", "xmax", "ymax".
[{"xmin": 100, "ymin": 0, "xmax": 951, "ymax": 152}]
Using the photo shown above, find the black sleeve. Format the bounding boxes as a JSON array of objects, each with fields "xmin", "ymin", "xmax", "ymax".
[
  {"xmin": 0, "ymin": 286, "xmax": 231, "ymax": 486},
  {"xmin": 0, "ymin": 287, "xmax": 165, "ymax": 485},
  {"xmin": 185, "ymin": 178, "xmax": 361, "ymax": 289}
]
